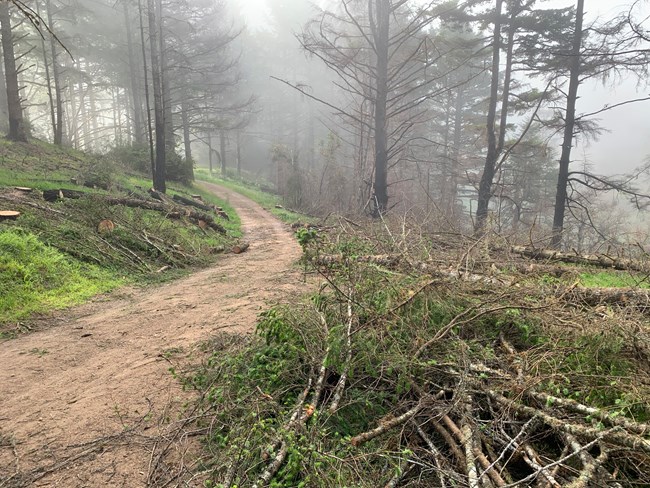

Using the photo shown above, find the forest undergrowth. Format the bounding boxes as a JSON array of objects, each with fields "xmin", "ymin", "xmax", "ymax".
[{"xmin": 182, "ymin": 216, "xmax": 650, "ymax": 488}]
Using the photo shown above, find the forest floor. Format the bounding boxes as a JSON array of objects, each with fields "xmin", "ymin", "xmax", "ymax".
[{"xmin": 0, "ymin": 181, "xmax": 304, "ymax": 487}]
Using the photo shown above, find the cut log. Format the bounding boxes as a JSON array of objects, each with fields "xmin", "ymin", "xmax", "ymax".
[
  {"xmin": 191, "ymin": 194, "xmax": 204, "ymax": 202},
  {"xmin": 97, "ymin": 219, "xmax": 115, "ymax": 233},
  {"xmin": 232, "ymin": 242, "xmax": 250, "ymax": 254},
  {"xmin": 42, "ymin": 188, "xmax": 86, "ymax": 202},
  {"xmin": 0, "ymin": 210, "xmax": 20, "ymax": 220},
  {"xmin": 172, "ymin": 193, "xmax": 213, "ymax": 212},
  {"xmin": 511, "ymin": 246, "xmax": 650, "ymax": 273}
]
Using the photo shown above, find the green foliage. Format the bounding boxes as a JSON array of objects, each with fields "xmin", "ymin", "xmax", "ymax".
[
  {"xmin": 166, "ymin": 151, "xmax": 195, "ymax": 185},
  {"xmin": 0, "ymin": 228, "xmax": 122, "ymax": 323},
  {"xmin": 106, "ymin": 144, "xmax": 151, "ymax": 174}
]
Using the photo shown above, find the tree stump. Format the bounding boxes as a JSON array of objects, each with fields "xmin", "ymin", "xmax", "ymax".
[{"xmin": 0, "ymin": 210, "xmax": 20, "ymax": 220}]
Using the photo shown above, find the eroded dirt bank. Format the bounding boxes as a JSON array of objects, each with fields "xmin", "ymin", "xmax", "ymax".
[{"xmin": 0, "ymin": 181, "xmax": 303, "ymax": 487}]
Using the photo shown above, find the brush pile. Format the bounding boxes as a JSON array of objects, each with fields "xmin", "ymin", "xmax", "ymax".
[{"xmin": 185, "ymin": 219, "xmax": 650, "ymax": 487}]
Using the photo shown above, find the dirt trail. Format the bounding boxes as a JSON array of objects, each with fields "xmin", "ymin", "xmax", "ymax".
[{"xmin": 0, "ymin": 181, "xmax": 303, "ymax": 487}]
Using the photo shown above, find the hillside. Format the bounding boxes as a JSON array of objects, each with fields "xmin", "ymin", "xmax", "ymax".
[{"xmin": 0, "ymin": 140, "xmax": 238, "ymax": 335}]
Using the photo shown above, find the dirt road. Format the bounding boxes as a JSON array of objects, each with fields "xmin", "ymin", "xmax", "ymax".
[{"xmin": 0, "ymin": 181, "xmax": 303, "ymax": 487}]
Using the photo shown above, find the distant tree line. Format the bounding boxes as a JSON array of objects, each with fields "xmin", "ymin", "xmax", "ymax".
[{"xmin": 1, "ymin": 0, "xmax": 649, "ymax": 249}]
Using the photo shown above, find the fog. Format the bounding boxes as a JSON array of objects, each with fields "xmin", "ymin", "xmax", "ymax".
[{"xmin": 2, "ymin": 0, "xmax": 650, "ymax": 248}]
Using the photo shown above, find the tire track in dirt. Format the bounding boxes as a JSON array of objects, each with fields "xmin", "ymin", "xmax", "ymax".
[{"xmin": 0, "ymin": 181, "xmax": 303, "ymax": 487}]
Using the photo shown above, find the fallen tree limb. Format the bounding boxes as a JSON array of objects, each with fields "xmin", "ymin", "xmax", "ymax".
[
  {"xmin": 103, "ymin": 197, "xmax": 226, "ymax": 233},
  {"xmin": 311, "ymin": 254, "xmax": 401, "ymax": 268},
  {"xmin": 351, "ymin": 403, "xmax": 422, "ymax": 447},
  {"xmin": 526, "ymin": 390, "xmax": 650, "ymax": 436},
  {"xmin": 487, "ymin": 390, "xmax": 650, "ymax": 454},
  {"xmin": 511, "ymin": 246, "xmax": 650, "ymax": 273},
  {"xmin": 172, "ymin": 194, "xmax": 213, "ymax": 212}
]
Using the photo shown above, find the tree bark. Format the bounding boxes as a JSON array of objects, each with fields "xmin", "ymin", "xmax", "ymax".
[
  {"xmin": 148, "ymin": 0, "xmax": 166, "ymax": 192},
  {"xmin": 0, "ymin": 36, "xmax": 8, "ymax": 133},
  {"xmin": 475, "ymin": 0, "xmax": 503, "ymax": 233},
  {"xmin": 46, "ymin": 0, "xmax": 64, "ymax": 146},
  {"xmin": 220, "ymin": 129, "xmax": 227, "ymax": 175},
  {"xmin": 551, "ymin": 0, "xmax": 584, "ymax": 249},
  {"xmin": 137, "ymin": 0, "xmax": 155, "ymax": 178},
  {"xmin": 371, "ymin": 0, "xmax": 390, "ymax": 216},
  {"xmin": 124, "ymin": 0, "xmax": 144, "ymax": 145},
  {"xmin": 181, "ymin": 101, "xmax": 191, "ymax": 161},
  {"xmin": 0, "ymin": 2, "xmax": 26, "ymax": 142},
  {"xmin": 236, "ymin": 130, "xmax": 241, "ymax": 177}
]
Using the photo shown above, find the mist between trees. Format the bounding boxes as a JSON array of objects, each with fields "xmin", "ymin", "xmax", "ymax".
[{"xmin": 1, "ymin": 0, "xmax": 650, "ymax": 250}]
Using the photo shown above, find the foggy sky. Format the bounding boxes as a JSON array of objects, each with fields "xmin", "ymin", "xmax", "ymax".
[{"xmin": 234, "ymin": 0, "xmax": 650, "ymax": 176}]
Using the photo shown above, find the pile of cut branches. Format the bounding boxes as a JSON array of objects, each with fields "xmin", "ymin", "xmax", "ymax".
[
  {"xmin": 0, "ymin": 185, "xmax": 233, "ymax": 275},
  {"xmin": 185, "ymin": 219, "xmax": 650, "ymax": 487}
]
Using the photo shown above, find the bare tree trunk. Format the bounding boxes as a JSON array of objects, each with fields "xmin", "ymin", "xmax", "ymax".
[
  {"xmin": 207, "ymin": 131, "xmax": 213, "ymax": 173},
  {"xmin": 0, "ymin": 39, "xmax": 8, "ymax": 132},
  {"xmin": 220, "ymin": 129, "xmax": 227, "ymax": 175},
  {"xmin": 46, "ymin": 0, "xmax": 64, "ymax": 145},
  {"xmin": 371, "ymin": 0, "xmax": 390, "ymax": 216},
  {"xmin": 551, "ymin": 0, "xmax": 584, "ymax": 249},
  {"xmin": 137, "ymin": 0, "xmax": 155, "ymax": 177},
  {"xmin": 68, "ymin": 74, "xmax": 78, "ymax": 148},
  {"xmin": 180, "ymin": 100, "xmax": 193, "ymax": 180},
  {"xmin": 86, "ymin": 61, "xmax": 98, "ymax": 151},
  {"xmin": 236, "ymin": 130, "xmax": 242, "ymax": 177},
  {"xmin": 148, "ymin": 0, "xmax": 166, "ymax": 192},
  {"xmin": 124, "ymin": 0, "xmax": 144, "ymax": 145},
  {"xmin": 449, "ymin": 87, "xmax": 465, "ymax": 216},
  {"xmin": 475, "ymin": 0, "xmax": 504, "ymax": 233},
  {"xmin": 0, "ymin": 2, "xmax": 26, "ymax": 142},
  {"xmin": 158, "ymin": 4, "xmax": 173, "ymax": 155},
  {"xmin": 181, "ymin": 101, "xmax": 191, "ymax": 162}
]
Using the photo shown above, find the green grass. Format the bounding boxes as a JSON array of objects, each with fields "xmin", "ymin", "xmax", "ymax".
[
  {"xmin": 0, "ymin": 228, "xmax": 123, "ymax": 324},
  {"xmin": 578, "ymin": 271, "xmax": 650, "ymax": 289},
  {"xmin": 195, "ymin": 169, "xmax": 312, "ymax": 224},
  {"xmin": 0, "ymin": 140, "xmax": 241, "ymax": 332}
]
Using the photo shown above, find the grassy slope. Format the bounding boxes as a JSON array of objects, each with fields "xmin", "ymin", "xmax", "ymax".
[{"xmin": 0, "ymin": 141, "xmax": 239, "ymax": 334}]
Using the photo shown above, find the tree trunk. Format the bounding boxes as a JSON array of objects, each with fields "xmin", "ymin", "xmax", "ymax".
[
  {"xmin": 475, "ymin": 0, "xmax": 504, "ymax": 233},
  {"xmin": 551, "ymin": 0, "xmax": 584, "ymax": 249},
  {"xmin": 220, "ymin": 129, "xmax": 227, "ymax": 175},
  {"xmin": 207, "ymin": 131, "xmax": 213, "ymax": 173},
  {"xmin": 181, "ymin": 100, "xmax": 193, "ymax": 181},
  {"xmin": 0, "ymin": 38, "xmax": 8, "ymax": 133},
  {"xmin": 449, "ymin": 87, "xmax": 465, "ymax": 216},
  {"xmin": 75, "ymin": 61, "xmax": 88, "ymax": 149},
  {"xmin": 124, "ymin": 0, "xmax": 144, "ymax": 145},
  {"xmin": 148, "ymin": 0, "xmax": 166, "ymax": 192},
  {"xmin": 46, "ymin": 0, "xmax": 64, "ymax": 146},
  {"xmin": 372, "ymin": 0, "xmax": 390, "ymax": 216},
  {"xmin": 236, "ymin": 130, "xmax": 242, "ymax": 177},
  {"xmin": 158, "ymin": 3, "xmax": 174, "ymax": 155},
  {"xmin": 87, "ymin": 61, "xmax": 98, "ymax": 151},
  {"xmin": 137, "ymin": 0, "xmax": 155, "ymax": 178},
  {"xmin": 0, "ymin": 2, "xmax": 26, "ymax": 142},
  {"xmin": 68, "ymin": 72, "xmax": 78, "ymax": 148}
]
